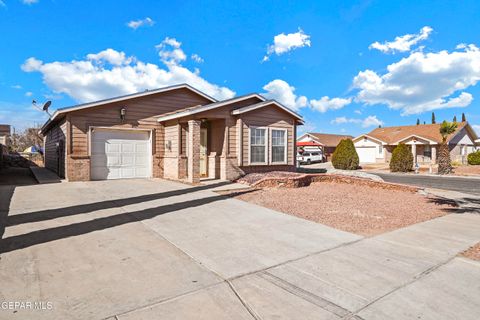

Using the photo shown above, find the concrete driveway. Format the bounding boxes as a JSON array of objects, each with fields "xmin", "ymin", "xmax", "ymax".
[{"xmin": 1, "ymin": 178, "xmax": 480, "ymax": 319}]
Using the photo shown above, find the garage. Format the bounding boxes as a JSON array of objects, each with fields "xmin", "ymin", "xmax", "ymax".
[
  {"xmin": 356, "ymin": 146, "xmax": 376, "ymax": 163},
  {"xmin": 91, "ymin": 129, "xmax": 151, "ymax": 180}
]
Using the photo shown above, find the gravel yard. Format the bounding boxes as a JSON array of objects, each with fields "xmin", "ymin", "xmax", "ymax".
[
  {"xmin": 453, "ymin": 165, "xmax": 480, "ymax": 176},
  {"xmin": 461, "ymin": 243, "xmax": 480, "ymax": 261},
  {"xmin": 230, "ymin": 182, "xmax": 454, "ymax": 236}
]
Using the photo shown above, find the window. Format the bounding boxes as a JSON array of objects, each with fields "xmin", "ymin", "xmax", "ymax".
[
  {"xmin": 250, "ymin": 128, "xmax": 267, "ymax": 163},
  {"xmin": 378, "ymin": 145, "xmax": 383, "ymax": 154},
  {"xmin": 271, "ymin": 129, "xmax": 287, "ymax": 163}
]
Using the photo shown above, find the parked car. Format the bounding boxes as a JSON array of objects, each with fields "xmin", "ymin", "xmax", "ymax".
[{"xmin": 297, "ymin": 151, "xmax": 323, "ymax": 165}]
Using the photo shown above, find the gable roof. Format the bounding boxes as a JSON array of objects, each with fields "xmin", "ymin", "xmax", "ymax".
[
  {"xmin": 301, "ymin": 133, "xmax": 353, "ymax": 147},
  {"xmin": 40, "ymin": 83, "xmax": 217, "ymax": 134},
  {"xmin": 365, "ymin": 122, "xmax": 475, "ymax": 144},
  {"xmin": 231, "ymin": 100, "xmax": 304, "ymax": 122},
  {"xmin": 156, "ymin": 93, "xmax": 265, "ymax": 122}
]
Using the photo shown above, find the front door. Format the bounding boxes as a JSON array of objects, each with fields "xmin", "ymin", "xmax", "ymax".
[{"xmin": 200, "ymin": 128, "xmax": 208, "ymax": 177}]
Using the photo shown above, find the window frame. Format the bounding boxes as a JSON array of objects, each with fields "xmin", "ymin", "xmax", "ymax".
[
  {"xmin": 269, "ymin": 127, "xmax": 288, "ymax": 165},
  {"xmin": 248, "ymin": 126, "xmax": 268, "ymax": 165}
]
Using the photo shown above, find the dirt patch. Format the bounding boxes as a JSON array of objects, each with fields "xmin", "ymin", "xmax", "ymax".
[
  {"xmin": 227, "ymin": 182, "xmax": 454, "ymax": 236},
  {"xmin": 452, "ymin": 165, "xmax": 480, "ymax": 177},
  {"xmin": 461, "ymin": 243, "xmax": 480, "ymax": 261}
]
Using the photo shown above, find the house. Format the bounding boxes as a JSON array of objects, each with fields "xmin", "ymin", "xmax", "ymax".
[
  {"xmin": 40, "ymin": 84, "xmax": 303, "ymax": 182},
  {"xmin": 353, "ymin": 122, "xmax": 479, "ymax": 164},
  {"xmin": 297, "ymin": 133, "xmax": 353, "ymax": 161},
  {"xmin": 0, "ymin": 124, "xmax": 10, "ymax": 165}
]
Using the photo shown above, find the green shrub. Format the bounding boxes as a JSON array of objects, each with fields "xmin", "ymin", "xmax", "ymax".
[
  {"xmin": 468, "ymin": 151, "xmax": 480, "ymax": 165},
  {"xmin": 389, "ymin": 143, "xmax": 414, "ymax": 172},
  {"xmin": 331, "ymin": 139, "xmax": 359, "ymax": 170}
]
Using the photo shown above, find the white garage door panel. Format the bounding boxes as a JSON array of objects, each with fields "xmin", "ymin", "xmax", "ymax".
[
  {"xmin": 356, "ymin": 147, "xmax": 376, "ymax": 163},
  {"xmin": 91, "ymin": 130, "xmax": 151, "ymax": 180}
]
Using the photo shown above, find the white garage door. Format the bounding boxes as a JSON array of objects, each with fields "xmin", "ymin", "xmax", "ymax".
[
  {"xmin": 91, "ymin": 129, "xmax": 151, "ymax": 180},
  {"xmin": 356, "ymin": 147, "xmax": 376, "ymax": 163}
]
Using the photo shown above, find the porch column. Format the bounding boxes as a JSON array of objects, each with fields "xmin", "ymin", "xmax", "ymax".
[
  {"xmin": 187, "ymin": 119, "xmax": 201, "ymax": 183},
  {"xmin": 412, "ymin": 143, "xmax": 417, "ymax": 164},
  {"xmin": 431, "ymin": 145, "xmax": 437, "ymax": 164}
]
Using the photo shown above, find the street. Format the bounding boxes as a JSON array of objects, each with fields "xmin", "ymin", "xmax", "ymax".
[{"xmin": 375, "ymin": 173, "xmax": 480, "ymax": 195}]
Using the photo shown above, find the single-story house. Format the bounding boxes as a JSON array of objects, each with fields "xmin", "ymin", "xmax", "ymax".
[
  {"xmin": 297, "ymin": 133, "xmax": 353, "ymax": 161},
  {"xmin": 40, "ymin": 84, "xmax": 304, "ymax": 183},
  {"xmin": 353, "ymin": 122, "xmax": 479, "ymax": 164}
]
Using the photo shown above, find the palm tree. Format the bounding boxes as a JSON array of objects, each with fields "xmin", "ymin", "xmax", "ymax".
[{"xmin": 438, "ymin": 121, "xmax": 458, "ymax": 174}]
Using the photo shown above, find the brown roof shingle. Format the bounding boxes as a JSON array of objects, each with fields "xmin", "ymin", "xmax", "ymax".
[
  {"xmin": 307, "ymin": 133, "xmax": 354, "ymax": 147},
  {"xmin": 366, "ymin": 122, "xmax": 468, "ymax": 144}
]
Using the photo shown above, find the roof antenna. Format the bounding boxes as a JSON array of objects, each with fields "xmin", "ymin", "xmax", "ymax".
[{"xmin": 32, "ymin": 100, "xmax": 52, "ymax": 117}]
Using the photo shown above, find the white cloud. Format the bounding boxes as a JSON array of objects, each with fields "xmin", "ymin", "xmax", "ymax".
[
  {"xmin": 127, "ymin": 17, "xmax": 154, "ymax": 30},
  {"xmin": 331, "ymin": 115, "xmax": 383, "ymax": 128},
  {"xmin": 354, "ymin": 109, "xmax": 362, "ymax": 114},
  {"xmin": 263, "ymin": 29, "xmax": 311, "ymax": 61},
  {"xmin": 86, "ymin": 49, "xmax": 133, "ymax": 66},
  {"xmin": 155, "ymin": 37, "xmax": 187, "ymax": 65},
  {"xmin": 0, "ymin": 1, "xmax": 6, "ymax": 7},
  {"xmin": 353, "ymin": 44, "xmax": 480, "ymax": 115},
  {"xmin": 22, "ymin": 0, "xmax": 38, "ymax": 4},
  {"xmin": 310, "ymin": 96, "xmax": 352, "ymax": 113},
  {"xmin": 25, "ymin": 91, "xmax": 33, "ymax": 97},
  {"xmin": 11, "ymin": 84, "xmax": 22, "ymax": 89},
  {"xmin": 262, "ymin": 79, "xmax": 352, "ymax": 113},
  {"xmin": 262, "ymin": 79, "xmax": 307, "ymax": 111},
  {"xmin": 191, "ymin": 54, "xmax": 204, "ymax": 63},
  {"xmin": 369, "ymin": 26, "xmax": 432, "ymax": 54},
  {"xmin": 21, "ymin": 38, "xmax": 235, "ymax": 103},
  {"xmin": 361, "ymin": 115, "xmax": 384, "ymax": 128}
]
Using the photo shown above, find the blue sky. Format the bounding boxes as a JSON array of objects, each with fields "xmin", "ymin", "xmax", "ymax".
[{"xmin": 1, "ymin": 0, "xmax": 480, "ymax": 136}]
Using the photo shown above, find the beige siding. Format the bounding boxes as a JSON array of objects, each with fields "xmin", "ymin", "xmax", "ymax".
[
  {"xmin": 240, "ymin": 105, "xmax": 295, "ymax": 166},
  {"xmin": 68, "ymin": 88, "xmax": 211, "ymax": 158},
  {"xmin": 164, "ymin": 122, "xmax": 179, "ymax": 156},
  {"xmin": 44, "ymin": 119, "xmax": 67, "ymax": 177}
]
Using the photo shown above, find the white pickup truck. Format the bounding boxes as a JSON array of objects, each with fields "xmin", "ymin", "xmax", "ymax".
[{"xmin": 297, "ymin": 151, "xmax": 323, "ymax": 165}]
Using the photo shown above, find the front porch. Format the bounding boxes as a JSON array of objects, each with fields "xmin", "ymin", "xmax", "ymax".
[
  {"xmin": 385, "ymin": 136, "xmax": 438, "ymax": 165},
  {"xmin": 161, "ymin": 117, "xmax": 240, "ymax": 184}
]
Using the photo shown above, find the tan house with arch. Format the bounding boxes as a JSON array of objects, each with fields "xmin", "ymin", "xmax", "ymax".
[
  {"xmin": 40, "ymin": 84, "xmax": 303, "ymax": 183},
  {"xmin": 353, "ymin": 122, "xmax": 479, "ymax": 164}
]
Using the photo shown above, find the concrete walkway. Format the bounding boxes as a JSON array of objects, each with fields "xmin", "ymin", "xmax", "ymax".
[{"xmin": 1, "ymin": 179, "xmax": 479, "ymax": 319}]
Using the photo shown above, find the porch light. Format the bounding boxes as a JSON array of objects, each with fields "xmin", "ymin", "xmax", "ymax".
[{"xmin": 120, "ymin": 107, "xmax": 126, "ymax": 120}]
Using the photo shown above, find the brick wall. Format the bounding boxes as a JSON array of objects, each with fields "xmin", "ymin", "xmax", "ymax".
[{"xmin": 66, "ymin": 156, "xmax": 90, "ymax": 181}]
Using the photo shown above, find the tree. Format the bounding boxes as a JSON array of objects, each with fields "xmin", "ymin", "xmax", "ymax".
[
  {"xmin": 331, "ymin": 139, "xmax": 359, "ymax": 170},
  {"xmin": 390, "ymin": 143, "xmax": 414, "ymax": 172},
  {"xmin": 438, "ymin": 121, "xmax": 458, "ymax": 174},
  {"xmin": 431, "ymin": 112, "xmax": 436, "ymax": 124},
  {"xmin": 453, "ymin": 115, "xmax": 457, "ymax": 122},
  {"xmin": 7, "ymin": 127, "xmax": 43, "ymax": 153},
  {"xmin": 462, "ymin": 113, "xmax": 466, "ymax": 122},
  {"xmin": 416, "ymin": 119, "xmax": 420, "ymax": 125}
]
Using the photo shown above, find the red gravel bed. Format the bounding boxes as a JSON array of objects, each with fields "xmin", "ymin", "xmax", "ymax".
[
  {"xmin": 453, "ymin": 165, "xmax": 480, "ymax": 176},
  {"xmin": 231, "ymin": 182, "xmax": 454, "ymax": 236},
  {"xmin": 461, "ymin": 243, "xmax": 480, "ymax": 261},
  {"xmin": 236, "ymin": 171, "xmax": 303, "ymax": 185}
]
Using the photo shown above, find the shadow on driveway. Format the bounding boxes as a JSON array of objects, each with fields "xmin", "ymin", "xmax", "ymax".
[
  {"xmin": 0, "ymin": 167, "xmax": 38, "ymax": 240},
  {"xmin": 0, "ymin": 181, "xmax": 230, "ymax": 254}
]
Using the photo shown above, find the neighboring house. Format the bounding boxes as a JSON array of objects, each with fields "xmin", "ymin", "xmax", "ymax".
[
  {"xmin": 353, "ymin": 122, "xmax": 479, "ymax": 164},
  {"xmin": 0, "ymin": 124, "xmax": 10, "ymax": 164},
  {"xmin": 297, "ymin": 133, "xmax": 353, "ymax": 161},
  {"xmin": 40, "ymin": 84, "xmax": 303, "ymax": 182}
]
